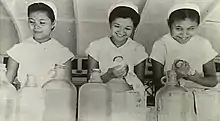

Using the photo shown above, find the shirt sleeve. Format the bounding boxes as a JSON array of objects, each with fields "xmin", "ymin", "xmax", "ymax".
[
  {"xmin": 150, "ymin": 40, "xmax": 166, "ymax": 65},
  {"xmin": 6, "ymin": 44, "xmax": 22, "ymax": 63},
  {"xmin": 85, "ymin": 41, "xmax": 100, "ymax": 61},
  {"xmin": 203, "ymin": 40, "xmax": 218, "ymax": 64},
  {"xmin": 134, "ymin": 45, "xmax": 148, "ymax": 65},
  {"xmin": 59, "ymin": 47, "xmax": 75, "ymax": 64}
]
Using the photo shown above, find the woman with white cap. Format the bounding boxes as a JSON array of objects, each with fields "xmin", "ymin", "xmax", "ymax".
[
  {"xmin": 150, "ymin": 3, "xmax": 219, "ymax": 121},
  {"xmin": 86, "ymin": 1, "xmax": 148, "ymax": 120},
  {"xmin": 6, "ymin": 1, "xmax": 74, "ymax": 88},
  {"xmin": 86, "ymin": 1, "xmax": 148, "ymax": 93},
  {"xmin": 150, "ymin": 3, "xmax": 218, "ymax": 91}
]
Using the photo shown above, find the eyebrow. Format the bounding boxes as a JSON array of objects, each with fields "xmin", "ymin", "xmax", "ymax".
[
  {"xmin": 114, "ymin": 23, "xmax": 133, "ymax": 28},
  {"xmin": 28, "ymin": 18, "xmax": 48, "ymax": 21},
  {"xmin": 175, "ymin": 25, "xmax": 182, "ymax": 28}
]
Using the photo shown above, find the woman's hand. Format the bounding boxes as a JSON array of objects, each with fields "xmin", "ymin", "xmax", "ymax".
[
  {"xmin": 183, "ymin": 70, "xmax": 199, "ymax": 80},
  {"xmin": 179, "ymin": 59, "xmax": 218, "ymax": 87},
  {"xmin": 108, "ymin": 64, "xmax": 128, "ymax": 78},
  {"xmin": 172, "ymin": 59, "xmax": 190, "ymax": 79},
  {"xmin": 101, "ymin": 64, "xmax": 128, "ymax": 83},
  {"xmin": 11, "ymin": 78, "xmax": 21, "ymax": 90}
]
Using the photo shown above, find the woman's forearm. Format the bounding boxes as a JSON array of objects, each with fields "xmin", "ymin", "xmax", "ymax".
[
  {"xmin": 187, "ymin": 75, "xmax": 218, "ymax": 87},
  {"xmin": 101, "ymin": 71, "xmax": 114, "ymax": 83},
  {"xmin": 6, "ymin": 57, "xmax": 19, "ymax": 83}
]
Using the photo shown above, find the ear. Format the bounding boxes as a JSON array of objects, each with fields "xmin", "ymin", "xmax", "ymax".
[{"xmin": 51, "ymin": 20, "xmax": 56, "ymax": 31}]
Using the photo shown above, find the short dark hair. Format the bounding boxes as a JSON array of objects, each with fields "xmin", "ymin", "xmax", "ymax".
[
  {"xmin": 109, "ymin": 6, "xmax": 140, "ymax": 28},
  {"xmin": 168, "ymin": 9, "xmax": 200, "ymax": 28},
  {"xmin": 28, "ymin": 2, "xmax": 55, "ymax": 22}
]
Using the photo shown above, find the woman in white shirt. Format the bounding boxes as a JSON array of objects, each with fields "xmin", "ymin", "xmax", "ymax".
[
  {"xmin": 150, "ymin": 3, "xmax": 218, "ymax": 91},
  {"xmin": 6, "ymin": 1, "xmax": 74, "ymax": 88},
  {"xmin": 86, "ymin": 1, "xmax": 148, "ymax": 92},
  {"xmin": 150, "ymin": 3, "xmax": 219, "ymax": 121}
]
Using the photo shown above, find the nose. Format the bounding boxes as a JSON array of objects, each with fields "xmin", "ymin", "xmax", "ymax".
[
  {"xmin": 180, "ymin": 30, "xmax": 189, "ymax": 38},
  {"xmin": 33, "ymin": 22, "xmax": 41, "ymax": 29},
  {"xmin": 117, "ymin": 27, "xmax": 125, "ymax": 35}
]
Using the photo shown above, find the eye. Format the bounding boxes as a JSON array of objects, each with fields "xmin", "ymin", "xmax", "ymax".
[
  {"xmin": 175, "ymin": 27, "xmax": 183, "ymax": 31},
  {"xmin": 28, "ymin": 20, "xmax": 35, "ymax": 24},
  {"xmin": 114, "ymin": 24, "xmax": 120, "ymax": 28},
  {"xmin": 125, "ymin": 27, "xmax": 132, "ymax": 31},
  {"xmin": 188, "ymin": 27, "xmax": 196, "ymax": 31},
  {"xmin": 40, "ymin": 21, "xmax": 46, "ymax": 25}
]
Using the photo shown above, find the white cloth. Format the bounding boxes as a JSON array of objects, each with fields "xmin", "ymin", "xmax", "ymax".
[
  {"xmin": 86, "ymin": 36, "xmax": 148, "ymax": 92},
  {"xmin": 168, "ymin": 3, "xmax": 200, "ymax": 18},
  {"xmin": 28, "ymin": 1, "xmax": 57, "ymax": 20},
  {"xmin": 108, "ymin": 1, "xmax": 139, "ymax": 18},
  {"xmin": 7, "ymin": 37, "xmax": 74, "ymax": 87}
]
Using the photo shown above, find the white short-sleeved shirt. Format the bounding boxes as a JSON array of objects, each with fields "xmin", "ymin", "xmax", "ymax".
[
  {"xmin": 7, "ymin": 37, "xmax": 74, "ymax": 87},
  {"xmin": 150, "ymin": 33, "xmax": 218, "ymax": 88},
  {"xmin": 86, "ymin": 36, "xmax": 148, "ymax": 75},
  {"xmin": 86, "ymin": 37, "xmax": 148, "ymax": 91}
]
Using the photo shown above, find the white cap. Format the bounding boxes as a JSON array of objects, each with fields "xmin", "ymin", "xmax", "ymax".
[
  {"xmin": 28, "ymin": 0, "xmax": 57, "ymax": 20},
  {"xmin": 168, "ymin": 3, "xmax": 200, "ymax": 18},
  {"xmin": 108, "ymin": 1, "xmax": 139, "ymax": 18}
]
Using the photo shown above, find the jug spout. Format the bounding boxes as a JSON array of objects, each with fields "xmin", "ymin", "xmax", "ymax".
[{"xmin": 161, "ymin": 70, "xmax": 179, "ymax": 86}]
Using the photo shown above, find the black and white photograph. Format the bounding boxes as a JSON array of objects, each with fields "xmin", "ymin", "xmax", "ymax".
[{"xmin": 0, "ymin": 0, "xmax": 220, "ymax": 121}]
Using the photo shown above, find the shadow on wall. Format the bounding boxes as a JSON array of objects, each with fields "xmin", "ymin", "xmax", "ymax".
[{"xmin": 0, "ymin": 0, "xmax": 19, "ymax": 55}]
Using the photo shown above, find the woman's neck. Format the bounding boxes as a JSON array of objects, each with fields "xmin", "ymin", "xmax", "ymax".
[
  {"xmin": 110, "ymin": 37, "xmax": 128, "ymax": 48},
  {"xmin": 33, "ymin": 37, "xmax": 51, "ymax": 44}
]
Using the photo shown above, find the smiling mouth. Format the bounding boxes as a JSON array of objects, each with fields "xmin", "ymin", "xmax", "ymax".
[
  {"xmin": 34, "ymin": 31, "xmax": 42, "ymax": 33},
  {"xmin": 116, "ymin": 33, "xmax": 125, "ymax": 38},
  {"xmin": 178, "ymin": 36, "xmax": 190, "ymax": 40}
]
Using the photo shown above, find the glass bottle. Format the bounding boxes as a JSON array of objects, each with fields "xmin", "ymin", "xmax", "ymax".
[
  {"xmin": 107, "ymin": 56, "xmax": 130, "ymax": 92},
  {"xmin": 89, "ymin": 69, "xmax": 102, "ymax": 83},
  {"xmin": 78, "ymin": 83, "xmax": 111, "ymax": 121},
  {"xmin": 16, "ymin": 74, "xmax": 44, "ymax": 121},
  {"xmin": 0, "ymin": 63, "xmax": 17, "ymax": 121},
  {"xmin": 155, "ymin": 70, "xmax": 190, "ymax": 121},
  {"xmin": 42, "ymin": 64, "xmax": 77, "ymax": 121}
]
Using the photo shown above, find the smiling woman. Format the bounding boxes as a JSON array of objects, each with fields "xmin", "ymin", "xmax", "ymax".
[
  {"xmin": 86, "ymin": 1, "xmax": 147, "ymax": 90},
  {"xmin": 110, "ymin": 17, "xmax": 134, "ymax": 47},
  {"xmin": 85, "ymin": 1, "xmax": 148, "ymax": 120},
  {"xmin": 168, "ymin": 8, "xmax": 200, "ymax": 44},
  {"xmin": 150, "ymin": 3, "xmax": 219, "ymax": 121}
]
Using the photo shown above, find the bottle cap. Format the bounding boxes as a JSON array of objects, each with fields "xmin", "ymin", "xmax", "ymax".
[{"xmin": 92, "ymin": 68, "xmax": 101, "ymax": 73}]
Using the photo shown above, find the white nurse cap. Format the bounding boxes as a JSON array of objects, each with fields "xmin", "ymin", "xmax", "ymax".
[
  {"xmin": 28, "ymin": 0, "xmax": 57, "ymax": 20},
  {"xmin": 168, "ymin": 3, "xmax": 200, "ymax": 18},
  {"xmin": 108, "ymin": 1, "xmax": 139, "ymax": 18}
]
